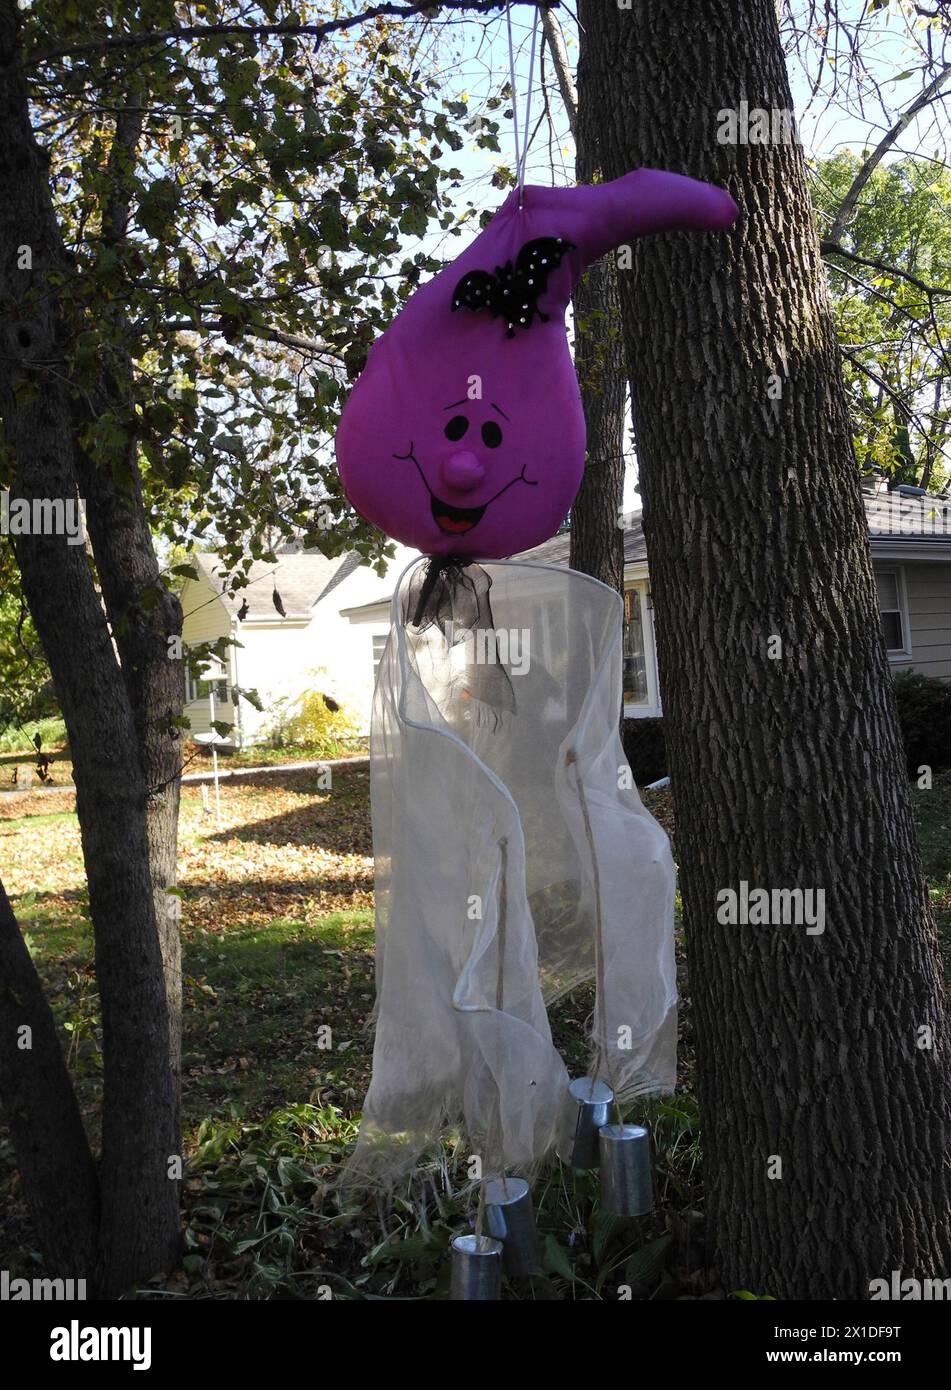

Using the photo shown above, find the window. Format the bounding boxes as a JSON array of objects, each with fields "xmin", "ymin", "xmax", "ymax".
[
  {"xmin": 372, "ymin": 633, "xmax": 388, "ymax": 676},
  {"xmin": 875, "ymin": 570, "xmax": 909, "ymax": 655},
  {"xmin": 623, "ymin": 586, "xmax": 650, "ymax": 705},
  {"xmin": 185, "ymin": 651, "xmax": 230, "ymax": 705},
  {"xmin": 186, "ymin": 674, "xmax": 229, "ymax": 705}
]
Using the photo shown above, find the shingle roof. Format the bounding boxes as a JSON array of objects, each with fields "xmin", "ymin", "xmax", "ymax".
[
  {"xmin": 316, "ymin": 550, "xmax": 363, "ymax": 602},
  {"xmin": 193, "ymin": 550, "xmax": 354, "ymax": 620},
  {"xmin": 519, "ymin": 493, "xmax": 951, "ymax": 569},
  {"xmin": 517, "ymin": 512, "xmax": 647, "ymax": 566},
  {"xmin": 864, "ymin": 488, "xmax": 951, "ymax": 540}
]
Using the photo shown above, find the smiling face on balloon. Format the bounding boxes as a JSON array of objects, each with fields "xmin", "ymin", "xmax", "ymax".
[
  {"xmin": 394, "ymin": 396, "xmax": 551, "ymax": 545},
  {"xmin": 336, "ymin": 171, "xmax": 739, "ymax": 558},
  {"xmin": 339, "ymin": 345, "xmax": 586, "ymax": 558},
  {"xmin": 336, "ymin": 227, "xmax": 587, "ymax": 559},
  {"xmin": 341, "ymin": 377, "xmax": 586, "ymax": 559}
]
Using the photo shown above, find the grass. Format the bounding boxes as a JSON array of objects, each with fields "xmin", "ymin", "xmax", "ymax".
[
  {"xmin": 1, "ymin": 767, "xmax": 949, "ymax": 1298},
  {"xmin": 0, "ymin": 737, "xmax": 369, "ymax": 796},
  {"xmin": 0, "ymin": 716, "xmax": 66, "ymax": 755}
]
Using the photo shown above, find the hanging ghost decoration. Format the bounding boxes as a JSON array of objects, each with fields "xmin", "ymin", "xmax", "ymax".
[
  {"xmin": 336, "ymin": 169, "xmax": 738, "ymax": 1185},
  {"xmin": 337, "ymin": 168, "xmax": 738, "ymax": 559}
]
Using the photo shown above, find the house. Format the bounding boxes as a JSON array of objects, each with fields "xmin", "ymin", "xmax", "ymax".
[
  {"xmin": 180, "ymin": 478, "xmax": 951, "ymax": 742},
  {"xmin": 523, "ymin": 478, "xmax": 951, "ymax": 718},
  {"xmin": 178, "ymin": 543, "xmax": 417, "ymax": 743}
]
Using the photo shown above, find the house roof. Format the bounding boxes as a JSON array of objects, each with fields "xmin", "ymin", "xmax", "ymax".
[
  {"xmin": 864, "ymin": 487, "xmax": 951, "ymax": 542},
  {"xmin": 517, "ymin": 512, "xmax": 648, "ymax": 566},
  {"xmin": 193, "ymin": 549, "xmax": 355, "ymax": 621},
  {"xmin": 341, "ymin": 594, "xmax": 393, "ymax": 618},
  {"xmin": 194, "ymin": 485, "xmax": 951, "ymax": 627},
  {"xmin": 316, "ymin": 549, "xmax": 363, "ymax": 602},
  {"xmin": 519, "ymin": 493, "xmax": 951, "ymax": 569}
]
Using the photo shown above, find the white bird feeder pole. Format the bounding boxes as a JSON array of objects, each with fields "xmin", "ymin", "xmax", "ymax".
[
  {"xmin": 208, "ymin": 687, "xmax": 222, "ymax": 829},
  {"xmin": 194, "ymin": 656, "xmax": 227, "ymax": 831}
]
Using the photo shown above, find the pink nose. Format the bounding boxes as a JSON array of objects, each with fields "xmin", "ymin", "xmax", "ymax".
[{"xmin": 441, "ymin": 450, "xmax": 485, "ymax": 494}]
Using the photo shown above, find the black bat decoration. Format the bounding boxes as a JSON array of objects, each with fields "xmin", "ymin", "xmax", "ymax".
[{"xmin": 451, "ymin": 237, "xmax": 575, "ymax": 337}]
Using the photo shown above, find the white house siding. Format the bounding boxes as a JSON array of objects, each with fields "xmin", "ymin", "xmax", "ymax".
[
  {"xmin": 322, "ymin": 546, "xmax": 417, "ymax": 732},
  {"xmin": 179, "ymin": 546, "xmax": 418, "ymax": 745},
  {"xmin": 179, "ymin": 570, "xmax": 234, "ymax": 739},
  {"xmin": 881, "ymin": 561, "xmax": 951, "ymax": 680},
  {"xmin": 230, "ymin": 619, "xmax": 313, "ymax": 742}
]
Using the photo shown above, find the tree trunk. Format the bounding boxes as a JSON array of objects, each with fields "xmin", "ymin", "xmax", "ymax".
[
  {"xmin": 0, "ymin": 880, "xmax": 100, "ymax": 1278},
  {"xmin": 74, "ymin": 447, "xmax": 186, "ymax": 1131},
  {"xmin": 82, "ymin": 81, "xmax": 186, "ymax": 1128},
  {"xmin": 0, "ymin": 0, "xmax": 180, "ymax": 1294},
  {"xmin": 568, "ymin": 93, "xmax": 627, "ymax": 593},
  {"xmin": 579, "ymin": 0, "xmax": 951, "ymax": 1298},
  {"xmin": 72, "ymin": 80, "xmax": 185, "ymax": 1129}
]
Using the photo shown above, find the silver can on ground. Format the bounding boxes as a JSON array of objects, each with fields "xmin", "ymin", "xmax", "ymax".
[
  {"xmin": 484, "ymin": 1176, "xmax": 540, "ymax": 1275},
  {"xmin": 598, "ymin": 1123, "xmax": 653, "ymax": 1217},
  {"xmin": 449, "ymin": 1234, "xmax": 504, "ymax": 1300},
  {"xmin": 560, "ymin": 1076, "xmax": 615, "ymax": 1169}
]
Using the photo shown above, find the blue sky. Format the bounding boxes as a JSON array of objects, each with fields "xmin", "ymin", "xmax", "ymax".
[{"xmin": 401, "ymin": 2, "xmax": 949, "ymax": 510}]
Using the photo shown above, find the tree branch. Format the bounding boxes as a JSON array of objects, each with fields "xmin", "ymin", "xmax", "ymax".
[
  {"xmin": 159, "ymin": 319, "xmax": 343, "ymax": 361},
  {"xmin": 540, "ymin": 2, "xmax": 577, "ymax": 137},
  {"xmin": 821, "ymin": 240, "xmax": 951, "ymax": 299},
  {"xmin": 826, "ymin": 62, "xmax": 951, "ymax": 245},
  {"xmin": 21, "ymin": 1, "xmax": 550, "ymax": 70}
]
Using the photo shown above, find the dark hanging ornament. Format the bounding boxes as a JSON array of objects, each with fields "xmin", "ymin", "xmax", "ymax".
[{"xmin": 451, "ymin": 237, "xmax": 575, "ymax": 337}]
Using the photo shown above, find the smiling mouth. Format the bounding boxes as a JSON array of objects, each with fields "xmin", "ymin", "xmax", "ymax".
[
  {"xmin": 430, "ymin": 494, "xmax": 487, "ymax": 535},
  {"xmin": 392, "ymin": 444, "xmax": 537, "ymax": 536}
]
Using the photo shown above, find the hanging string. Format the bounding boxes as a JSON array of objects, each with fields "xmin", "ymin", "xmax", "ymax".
[
  {"xmin": 518, "ymin": 6, "xmax": 540, "ymax": 201},
  {"xmin": 504, "ymin": 3, "xmax": 522, "ymax": 205},
  {"xmin": 504, "ymin": 2, "xmax": 540, "ymax": 210}
]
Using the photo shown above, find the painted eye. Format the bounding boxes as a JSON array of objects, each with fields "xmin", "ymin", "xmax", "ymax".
[
  {"xmin": 481, "ymin": 420, "xmax": 503, "ymax": 449},
  {"xmin": 444, "ymin": 415, "xmax": 468, "ymax": 441}
]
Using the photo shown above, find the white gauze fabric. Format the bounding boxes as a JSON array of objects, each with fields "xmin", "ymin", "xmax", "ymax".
[{"xmin": 344, "ymin": 557, "xmax": 676, "ymax": 1185}]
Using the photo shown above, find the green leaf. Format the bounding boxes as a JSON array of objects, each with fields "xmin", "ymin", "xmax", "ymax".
[
  {"xmin": 542, "ymin": 1234, "xmax": 575, "ymax": 1281},
  {"xmin": 592, "ymin": 1211, "xmax": 626, "ymax": 1266},
  {"xmin": 137, "ymin": 177, "xmax": 181, "ymax": 239},
  {"xmin": 623, "ymin": 1233, "xmax": 673, "ymax": 1289}
]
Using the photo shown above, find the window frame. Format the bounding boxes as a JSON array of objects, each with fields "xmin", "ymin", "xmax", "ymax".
[
  {"xmin": 371, "ymin": 631, "xmax": 388, "ymax": 678},
  {"xmin": 622, "ymin": 579, "xmax": 662, "ymax": 718},
  {"xmin": 875, "ymin": 565, "xmax": 912, "ymax": 660},
  {"xmin": 184, "ymin": 649, "xmax": 230, "ymax": 706}
]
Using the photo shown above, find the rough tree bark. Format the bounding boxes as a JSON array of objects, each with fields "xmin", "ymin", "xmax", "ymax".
[
  {"xmin": 568, "ymin": 45, "xmax": 626, "ymax": 593},
  {"xmin": 0, "ymin": 882, "xmax": 100, "ymax": 1276},
  {"xmin": 579, "ymin": 0, "xmax": 951, "ymax": 1297},
  {"xmin": 0, "ymin": 0, "xmax": 180, "ymax": 1293},
  {"xmin": 74, "ymin": 78, "xmax": 185, "ymax": 1124}
]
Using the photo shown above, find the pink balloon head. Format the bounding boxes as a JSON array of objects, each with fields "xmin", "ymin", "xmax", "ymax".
[{"xmin": 336, "ymin": 169, "xmax": 738, "ymax": 558}]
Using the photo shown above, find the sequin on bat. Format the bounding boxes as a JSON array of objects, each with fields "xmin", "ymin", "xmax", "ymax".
[{"xmin": 451, "ymin": 237, "xmax": 575, "ymax": 337}]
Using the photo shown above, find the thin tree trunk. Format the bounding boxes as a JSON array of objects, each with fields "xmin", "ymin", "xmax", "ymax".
[
  {"xmin": 543, "ymin": 4, "xmax": 627, "ymax": 592},
  {"xmin": 0, "ymin": 880, "xmax": 100, "ymax": 1278},
  {"xmin": 579, "ymin": 0, "xmax": 951, "ymax": 1298},
  {"xmin": 73, "ymin": 447, "xmax": 185, "ymax": 1131},
  {"xmin": 569, "ymin": 81, "xmax": 627, "ymax": 593},
  {"xmin": 0, "ymin": 0, "xmax": 180, "ymax": 1294},
  {"xmin": 73, "ymin": 79, "xmax": 185, "ymax": 1128}
]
